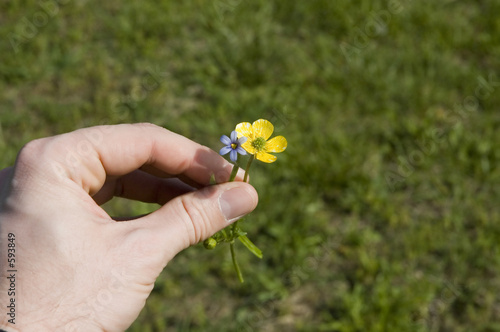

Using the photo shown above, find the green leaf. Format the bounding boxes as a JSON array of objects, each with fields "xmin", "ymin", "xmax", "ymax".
[
  {"xmin": 221, "ymin": 228, "xmax": 229, "ymax": 241},
  {"xmin": 209, "ymin": 173, "xmax": 217, "ymax": 185},
  {"xmin": 235, "ymin": 229, "xmax": 247, "ymax": 237},
  {"xmin": 238, "ymin": 235, "xmax": 263, "ymax": 259}
]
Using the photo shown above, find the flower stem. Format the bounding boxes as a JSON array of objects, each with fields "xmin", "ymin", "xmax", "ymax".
[
  {"xmin": 230, "ymin": 241, "xmax": 244, "ymax": 283},
  {"xmin": 229, "ymin": 162, "xmax": 239, "ymax": 182},
  {"xmin": 226, "ymin": 157, "xmax": 254, "ymax": 283},
  {"xmin": 243, "ymin": 155, "xmax": 255, "ymax": 183}
]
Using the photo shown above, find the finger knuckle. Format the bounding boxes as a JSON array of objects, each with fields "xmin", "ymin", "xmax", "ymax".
[
  {"xmin": 16, "ymin": 138, "xmax": 50, "ymax": 172},
  {"xmin": 134, "ymin": 122, "xmax": 164, "ymax": 131},
  {"xmin": 178, "ymin": 195, "xmax": 211, "ymax": 245}
]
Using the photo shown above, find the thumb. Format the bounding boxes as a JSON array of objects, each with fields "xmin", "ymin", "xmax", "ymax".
[{"xmin": 140, "ymin": 181, "xmax": 258, "ymax": 258}]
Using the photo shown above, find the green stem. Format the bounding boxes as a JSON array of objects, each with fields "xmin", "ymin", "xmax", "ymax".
[
  {"xmin": 243, "ymin": 155, "xmax": 255, "ymax": 183},
  {"xmin": 229, "ymin": 162, "xmax": 239, "ymax": 182},
  {"xmin": 230, "ymin": 242, "xmax": 244, "ymax": 283},
  {"xmin": 227, "ymin": 156, "xmax": 255, "ymax": 283}
]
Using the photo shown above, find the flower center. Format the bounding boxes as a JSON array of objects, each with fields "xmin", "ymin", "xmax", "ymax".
[
  {"xmin": 251, "ymin": 137, "xmax": 267, "ymax": 152},
  {"xmin": 231, "ymin": 143, "xmax": 237, "ymax": 149}
]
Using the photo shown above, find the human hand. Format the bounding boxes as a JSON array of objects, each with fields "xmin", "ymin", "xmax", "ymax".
[{"xmin": 0, "ymin": 123, "xmax": 258, "ymax": 331}]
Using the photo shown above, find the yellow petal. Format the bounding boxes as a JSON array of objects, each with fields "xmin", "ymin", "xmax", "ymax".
[
  {"xmin": 265, "ymin": 136, "xmax": 287, "ymax": 153},
  {"xmin": 235, "ymin": 122, "xmax": 254, "ymax": 139},
  {"xmin": 256, "ymin": 151, "xmax": 277, "ymax": 163},
  {"xmin": 252, "ymin": 119, "xmax": 274, "ymax": 140},
  {"xmin": 241, "ymin": 140, "xmax": 256, "ymax": 154}
]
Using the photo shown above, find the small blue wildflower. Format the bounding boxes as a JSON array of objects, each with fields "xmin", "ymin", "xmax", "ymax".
[{"xmin": 220, "ymin": 130, "xmax": 247, "ymax": 162}]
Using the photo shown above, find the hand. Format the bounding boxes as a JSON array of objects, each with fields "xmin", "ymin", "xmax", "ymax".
[{"xmin": 0, "ymin": 123, "xmax": 258, "ymax": 331}]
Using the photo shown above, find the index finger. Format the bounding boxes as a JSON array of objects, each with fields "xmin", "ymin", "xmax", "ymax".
[{"xmin": 23, "ymin": 123, "xmax": 235, "ymax": 195}]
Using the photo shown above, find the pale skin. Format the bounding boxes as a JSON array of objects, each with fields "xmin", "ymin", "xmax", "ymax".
[{"xmin": 0, "ymin": 123, "xmax": 258, "ymax": 331}]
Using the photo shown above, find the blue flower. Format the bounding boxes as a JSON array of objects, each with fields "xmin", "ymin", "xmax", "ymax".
[{"xmin": 220, "ymin": 130, "xmax": 247, "ymax": 162}]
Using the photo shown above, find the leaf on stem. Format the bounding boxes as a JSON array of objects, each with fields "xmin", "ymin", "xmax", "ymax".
[
  {"xmin": 209, "ymin": 173, "xmax": 217, "ymax": 185},
  {"xmin": 238, "ymin": 235, "xmax": 263, "ymax": 259}
]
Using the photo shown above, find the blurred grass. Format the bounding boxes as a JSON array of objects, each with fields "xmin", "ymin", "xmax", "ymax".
[{"xmin": 1, "ymin": 0, "xmax": 500, "ymax": 331}]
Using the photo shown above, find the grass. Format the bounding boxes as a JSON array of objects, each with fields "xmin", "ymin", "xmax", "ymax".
[{"xmin": 1, "ymin": 0, "xmax": 500, "ymax": 331}]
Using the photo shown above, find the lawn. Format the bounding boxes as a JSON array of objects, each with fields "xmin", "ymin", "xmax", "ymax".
[{"xmin": 1, "ymin": 0, "xmax": 500, "ymax": 331}]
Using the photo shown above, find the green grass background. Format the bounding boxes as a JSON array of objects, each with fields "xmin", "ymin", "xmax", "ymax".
[{"xmin": 1, "ymin": 0, "xmax": 500, "ymax": 331}]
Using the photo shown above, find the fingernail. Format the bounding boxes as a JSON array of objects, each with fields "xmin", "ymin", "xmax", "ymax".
[{"xmin": 219, "ymin": 186, "xmax": 254, "ymax": 223}]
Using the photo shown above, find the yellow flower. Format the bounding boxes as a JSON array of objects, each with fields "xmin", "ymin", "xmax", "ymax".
[{"xmin": 235, "ymin": 119, "xmax": 287, "ymax": 163}]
